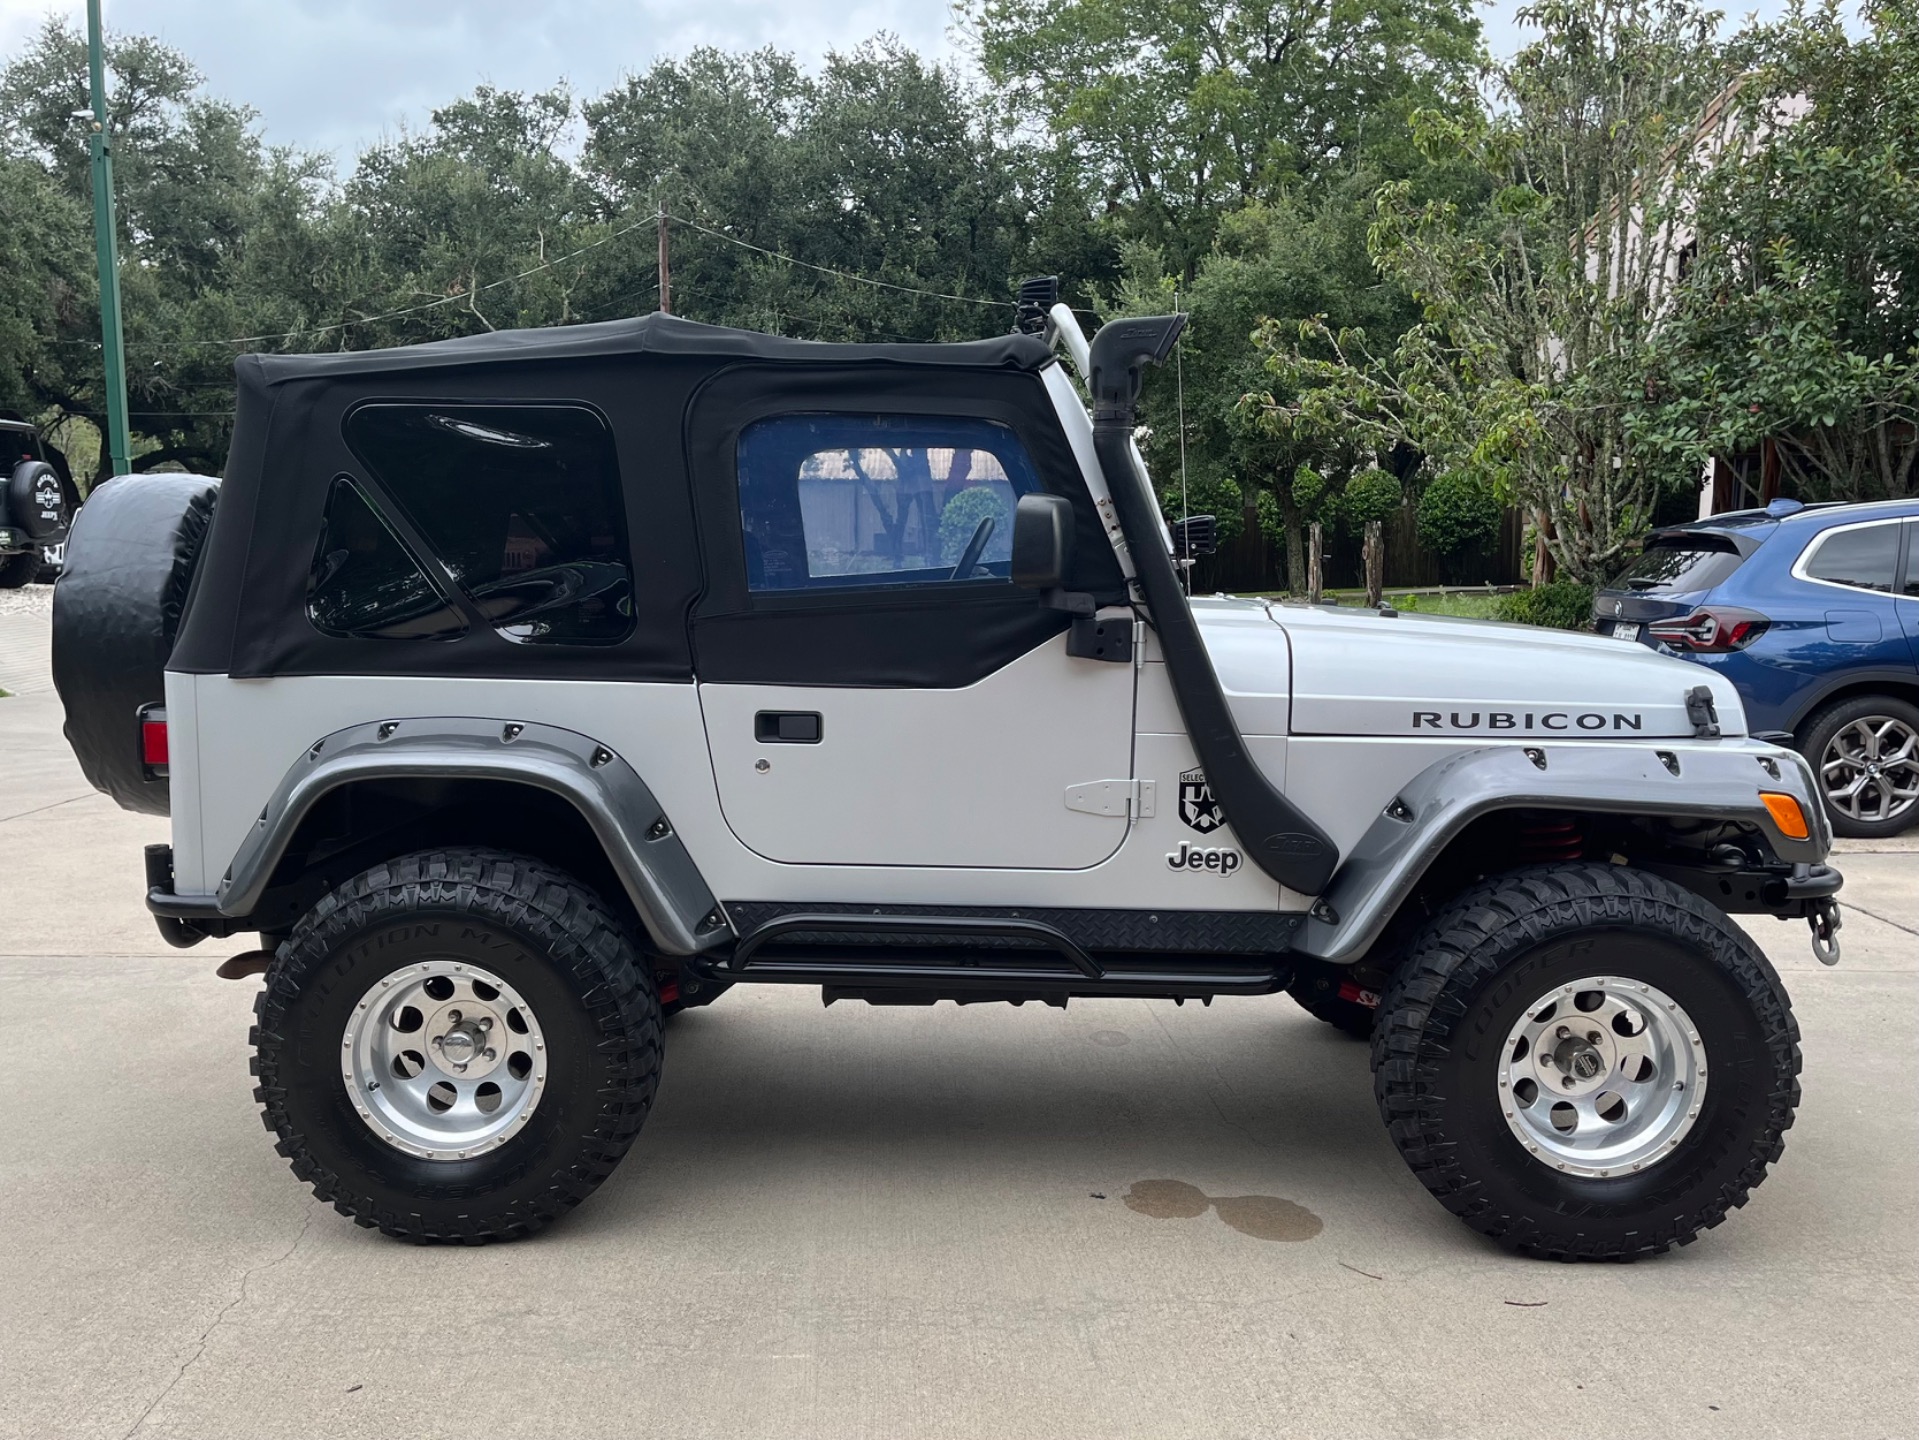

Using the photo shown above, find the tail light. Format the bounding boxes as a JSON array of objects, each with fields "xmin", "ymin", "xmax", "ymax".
[
  {"xmin": 1646, "ymin": 606, "xmax": 1769, "ymax": 653},
  {"xmin": 138, "ymin": 704, "xmax": 168, "ymax": 778}
]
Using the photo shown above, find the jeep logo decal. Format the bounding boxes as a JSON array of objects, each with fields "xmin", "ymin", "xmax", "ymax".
[
  {"xmin": 1167, "ymin": 841, "xmax": 1241, "ymax": 875},
  {"xmin": 1412, "ymin": 711, "xmax": 1645, "ymax": 733}
]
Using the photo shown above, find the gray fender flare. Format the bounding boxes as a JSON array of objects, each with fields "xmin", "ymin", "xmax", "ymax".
[
  {"xmin": 214, "ymin": 717, "xmax": 727, "ymax": 955},
  {"xmin": 1294, "ymin": 740, "xmax": 1827, "ymax": 965}
]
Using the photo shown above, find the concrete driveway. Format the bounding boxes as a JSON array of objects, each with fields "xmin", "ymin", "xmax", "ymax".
[{"xmin": 2, "ymin": 599, "xmax": 1914, "ymax": 1439}]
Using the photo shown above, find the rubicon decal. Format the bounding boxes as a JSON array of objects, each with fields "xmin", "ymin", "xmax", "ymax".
[
  {"xmin": 1412, "ymin": 710, "xmax": 1646, "ymax": 733},
  {"xmin": 1167, "ymin": 841, "xmax": 1242, "ymax": 875},
  {"xmin": 1178, "ymin": 766, "xmax": 1224, "ymax": 832}
]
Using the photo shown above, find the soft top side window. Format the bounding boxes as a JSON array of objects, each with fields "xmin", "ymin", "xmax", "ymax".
[
  {"xmin": 307, "ymin": 477, "xmax": 467, "ymax": 641},
  {"xmin": 343, "ymin": 403, "xmax": 633, "ymax": 644},
  {"xmin": 1803, "ymin": 521, "xmax": 1901, "ymax": 594},
  {"xmin": 738, "ymin": 414, "xmax": 1039, "ymax": 593}
]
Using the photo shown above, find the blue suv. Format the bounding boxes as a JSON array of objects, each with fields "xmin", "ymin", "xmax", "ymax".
[{"xmin": 1592, "ymin": 498, "xmax": 1919, "ymax": 837}]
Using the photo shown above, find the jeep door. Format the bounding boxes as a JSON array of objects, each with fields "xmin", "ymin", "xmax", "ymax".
[{"xmin": 688, "ymin": 369, "xmax": 1136, "ymax": 870}]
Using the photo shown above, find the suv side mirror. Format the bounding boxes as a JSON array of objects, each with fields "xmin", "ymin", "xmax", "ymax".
[{"xmin": 1010, "ymin": 493, "xmax": 1076, "ymax": 589}]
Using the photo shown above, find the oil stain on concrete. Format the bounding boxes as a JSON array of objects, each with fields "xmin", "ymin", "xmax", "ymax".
[{"xmin": 1122, "ymin": 1179, "xmax": 1322, "ymax": 1242}]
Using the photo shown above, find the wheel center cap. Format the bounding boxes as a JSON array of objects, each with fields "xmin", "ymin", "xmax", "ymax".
[
  {"xmin": 442, "ymin": 1030, "xmax": 477, "ymax": 1064},
  {"xmin": 1553, "ymin": 1036, "xmax": 1604, "ymax": 1081}
]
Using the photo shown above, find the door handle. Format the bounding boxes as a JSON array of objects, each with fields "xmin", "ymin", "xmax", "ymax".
[{"xmin": 755, "ymin": 711, "xmax": 823, "ymax": 744}]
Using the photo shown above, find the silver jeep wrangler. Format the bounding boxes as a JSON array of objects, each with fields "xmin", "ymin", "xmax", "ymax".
[{"xmin": 53, "ymin": 304, "xmax": 1843, "ymax": 1258}]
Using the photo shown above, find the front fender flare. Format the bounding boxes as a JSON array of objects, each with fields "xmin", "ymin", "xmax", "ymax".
[
  {"xmin": 1293, "ymin": 739, "xmax": 1828, "ymax": 965},
  {"xmin": 211, "ymin": 717, "xmax": 726, "ymax": 955}
]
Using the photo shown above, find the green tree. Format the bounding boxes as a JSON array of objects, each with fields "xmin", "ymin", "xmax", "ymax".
[
  {"xmin": 582, "ymin": 39, "xmax": 1103, "ymax": 340},
  {"xmin": 1643, "ymin": 0, "xmax": 1919, "ymax": 502},
  {"xmin": 342, "ymin": 86, "xmax": 607, "ymax": 344},
  {"xmin": 967, "ymin": 0, "xmax": 1483, "ymax": 278},
  {"xmin": 0, "ymin": 18, "xmax": 331, "ymax": 478},
  {"xmin": 0, "ymin": 153, "xmax": 90, "ymax": 421},
  {"xmin": 1247, "ymin": 0, "xmax": 1729, "ymax": 584},
  {"xmin": 1111, "ymin": 189, "xmax": 1418, "ymax": 587}
]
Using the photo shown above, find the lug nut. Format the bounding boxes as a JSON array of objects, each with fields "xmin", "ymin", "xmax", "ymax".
[
  {"xmin": 483, "ymin": 1049, "xmax": 496, "ymax": 1061},
  {"xmin": 1587, "ymin": 1031, "xmax": 1601, "ymax": 1044},
  {"xmin": 1556, "ymin": 1026, "xmax": 1570, "ymax": 1039}
]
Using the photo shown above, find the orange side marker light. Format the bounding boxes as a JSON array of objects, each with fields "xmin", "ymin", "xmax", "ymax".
[{"xmin": 1761, "ymin": 792, "xmax": 1809, "ymax": 840}]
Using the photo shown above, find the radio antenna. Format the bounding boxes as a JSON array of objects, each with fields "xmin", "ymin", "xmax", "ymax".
[{"xmin": 1174, "ymin": 288, "xmax": 1192, "ymax": 595}]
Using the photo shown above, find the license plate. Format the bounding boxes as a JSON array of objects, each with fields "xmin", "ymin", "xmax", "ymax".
[{"xmin": 1609, "ymin": 621, "xmax": 1641, "ymax": 641}]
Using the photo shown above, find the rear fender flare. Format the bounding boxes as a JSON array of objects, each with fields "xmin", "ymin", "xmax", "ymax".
[
  {"xmin": 1294, "ymin": 740, "xmax": 1827, "ymax": 965},
  {"xmin": 213, "ymin": 717, "xmax": 726, "ymax": 955}
]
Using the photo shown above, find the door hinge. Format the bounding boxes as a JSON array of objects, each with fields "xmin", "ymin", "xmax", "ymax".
[{"xmin": 1064, "ymin": 779, "xmax": 1156, "ymax": 819}]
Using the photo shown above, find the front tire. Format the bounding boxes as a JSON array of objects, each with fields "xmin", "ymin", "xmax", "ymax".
[
  {"xmin": 252, "ymin": 850, "xmax": 662, "ymax": 1243},
  {"xmin": 1373, "ymin": 864, "xmax": 1800, "ymax": 1260}
]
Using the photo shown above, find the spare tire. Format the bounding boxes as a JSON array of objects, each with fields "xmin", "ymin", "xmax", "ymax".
[
  {"xmin": 5, "ymin": 460, "xmax": 68, "ymax": 541},
  {"xmin": 52, "ymin": 473, "xmax": 219, "ymax": 815}
]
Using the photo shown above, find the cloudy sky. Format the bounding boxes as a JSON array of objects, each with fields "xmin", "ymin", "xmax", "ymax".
[{"xmin": 0, "ymin": 1, "xmax": 1810, "ymax": 162}]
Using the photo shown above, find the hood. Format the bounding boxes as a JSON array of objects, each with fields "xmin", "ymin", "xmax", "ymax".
[{"xmin": 1190, "ymin": 599, "xmax": 1747, "ymax": 740}]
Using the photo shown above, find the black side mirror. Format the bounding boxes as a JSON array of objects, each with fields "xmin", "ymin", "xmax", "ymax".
[{"xmin": 1011, "ymin": 493, "xmax": 1076, "ymax": 589}]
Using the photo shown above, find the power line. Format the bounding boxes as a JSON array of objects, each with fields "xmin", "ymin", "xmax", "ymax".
[
  {"xmin": 37, "ymin": 216, "xmax": 663, "ymax": 355},
  {"xmin": 36, "ymin": 207, "xmax": 1097, "ymax": 358},
  {"xmin": 664, "ymin": 212, "xmax": 1018, "ymax": 311}
]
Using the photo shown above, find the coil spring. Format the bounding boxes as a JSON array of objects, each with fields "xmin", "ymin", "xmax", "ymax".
[{"xmin": 1517, "ymin": 816, "xmax": 1583, "ymax": 864}]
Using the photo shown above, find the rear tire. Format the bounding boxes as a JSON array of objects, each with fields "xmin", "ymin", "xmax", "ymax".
[
  {"xmin": 1799, "ymin": 694, "xmax": 1919, "ymax": 838},
  {"xmin": 1372, "ymin": 863, "xmax": 1800, "ymax": 1260},
  {"xmin": 0, "ymin": 552, "xmax": 34, "ymax": 588},
  {"xmin": 252, "ymin": 849, "xmax": 662, "ymax": 1243}
]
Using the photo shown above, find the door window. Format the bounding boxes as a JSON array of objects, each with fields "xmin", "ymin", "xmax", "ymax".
[
  {"xmin": 343, "ymin": 404, "xmax": 632, "ymax": 643},
  {"xmin": 737, "ymin": 414, "xmax": 1039, "ymax": 592},
  {"xmin": 1802, "ymin": 522, "xmax": 1901, "ymax": 594}
]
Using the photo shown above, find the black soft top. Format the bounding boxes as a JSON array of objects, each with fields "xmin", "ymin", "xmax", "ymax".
[
  {"xmin": 172, "ymin": 311, "xmax": 1112, "ymax": 687},
  {"xmin": 240, "ymin": 313, "xmax": 1051, "ymax": 386}
]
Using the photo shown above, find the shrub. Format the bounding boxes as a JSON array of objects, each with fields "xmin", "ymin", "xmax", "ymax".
[
  {"xmin": 937, "ymin": 486, "xmax": 1012, "ymax": 565},
  {"xmin": 1416, "ymin": 470, "xmax": 1503, "ymax": 578},
  {"xmin": 1342, "ymin": 466, "xmax": 1402, "ymax": 529},
  {"xmin": 1496, "ymin": 580, "xmax": 1595, "ymax": 631}
]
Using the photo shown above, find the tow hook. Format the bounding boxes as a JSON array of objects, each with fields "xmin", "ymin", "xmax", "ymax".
[{"xmin": 1809, "ymin": 900, "xmax": 1843, "ymax": 966}]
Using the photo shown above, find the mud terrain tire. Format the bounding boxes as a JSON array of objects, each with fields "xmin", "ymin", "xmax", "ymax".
[
  {"xmin": 1372, "ymin": 863, "xmax": 1800, "ymax": 1261},
  {"xmin": 252, "ymin": 850, "xmax": 662, "ymax": 1243}
]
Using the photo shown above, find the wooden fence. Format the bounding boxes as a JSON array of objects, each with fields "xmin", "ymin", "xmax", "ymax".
[{"xmin": 1190, "ymin": 499, "xmax": 1527, "ymax": 594}]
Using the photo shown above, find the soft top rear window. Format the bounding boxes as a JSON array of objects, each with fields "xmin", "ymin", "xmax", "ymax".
[{"xmin": 1613, "ymin": 534, "xmax": 1749, "ymax": 594}]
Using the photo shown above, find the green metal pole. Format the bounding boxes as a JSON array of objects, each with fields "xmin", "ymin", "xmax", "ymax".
[{"xmin": 86, "ymin": 0, "xmax": 132, "ymax": 478}]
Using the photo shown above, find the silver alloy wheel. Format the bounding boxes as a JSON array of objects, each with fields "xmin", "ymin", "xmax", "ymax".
[
  {"xmin": 342, "ymin": 961, "xmax": 548, "ymax": 1160},
  {"xmin": 1497, "ymin": 976, "xmax": 1706, "ymax": 1178},
  {"xmin": 1820, "ymin": 715, "xmax": 1919, "ymax": 825}
]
